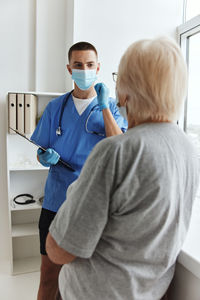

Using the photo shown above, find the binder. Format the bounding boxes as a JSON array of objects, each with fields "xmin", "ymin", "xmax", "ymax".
[
  {"xmin": 8, "ymin": 93, "xmax": 17, "ymax": 134},
  {"xmin": 17, "ymin": 94, "xmax": 25, "ymax": 133},
  {"xmin": 24, "ymin": 94, "xmax": 38, "ymax": 134}
]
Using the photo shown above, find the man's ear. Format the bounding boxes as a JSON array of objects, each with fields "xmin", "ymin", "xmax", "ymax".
[
  {"xmin": 67, "ymin": 64, "xmax": 72, "ymax": 75},
  {"xmin": 96, "ymin": 62, "xmax": 100, "ymax": 74}
]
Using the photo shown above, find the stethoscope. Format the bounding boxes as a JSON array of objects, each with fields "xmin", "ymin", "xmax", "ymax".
[
  {"xmin": 56, "ymin": 90, "xmax": 105, "ymax": 137},
  {"xmin": 56, "ymin": 90, "xmax": 73, "ymax": 136}
]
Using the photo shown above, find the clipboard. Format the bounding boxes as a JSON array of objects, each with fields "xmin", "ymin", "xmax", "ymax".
[{"xmin": 9, "ymin": 127, "xmax": 75, "ymax": 171}]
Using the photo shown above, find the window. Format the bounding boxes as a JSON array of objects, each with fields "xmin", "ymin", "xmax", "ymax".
[
  {"xmin": 177, "ymin": 14, "xmax": 200, "ymax": 276},
  {"xmin": 178, "ymin": 15, "xmax": 200, "ymax": 157},
  {"xmin": 186, "ymin": 32, "xmax": 200, "ymax": 154}
]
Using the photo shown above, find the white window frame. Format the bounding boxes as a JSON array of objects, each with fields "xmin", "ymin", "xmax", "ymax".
[
  {"xmin": 177, "ymin": 15, "xmax": 200, "ymax": 130},
  {"xmin": 176, "ymin": 15, "xmax": 200, "ymax": 279}
]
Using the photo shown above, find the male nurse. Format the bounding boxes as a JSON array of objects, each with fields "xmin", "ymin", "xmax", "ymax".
[{"xmin": 31, "ymin": 41, "xmax": 127, "ymax": 300}]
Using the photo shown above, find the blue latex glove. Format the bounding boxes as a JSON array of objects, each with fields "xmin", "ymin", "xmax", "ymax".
[
  {"xmin": 95, "ymin": 83, "xmax": 109, "ymax": 111},
  {"xmin": 37, "ymin": 148, "xmax": 60, "ymax": 167}
]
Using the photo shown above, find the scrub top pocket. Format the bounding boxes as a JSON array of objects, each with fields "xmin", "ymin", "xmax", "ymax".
[{"xmin": 43, "ymin": 166, "xmax": 79, "ymax": 212}]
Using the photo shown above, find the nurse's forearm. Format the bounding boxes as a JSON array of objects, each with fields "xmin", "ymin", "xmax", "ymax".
[{"xmin": 102, "ymin": 108, "xmax": 123, "ymax": 137}]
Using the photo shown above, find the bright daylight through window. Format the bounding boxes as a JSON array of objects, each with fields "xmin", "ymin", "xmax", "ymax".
[
  {"xmin": 185, "ymin": 0, "xmax": 200, "ymax": 21},
  {"xmin": 186, "ymin": 32, "xmax": 200, "ymax": 155},
  {"xmin": 175, "ymin": 1, "xmax": 200, "ymax": 277}
]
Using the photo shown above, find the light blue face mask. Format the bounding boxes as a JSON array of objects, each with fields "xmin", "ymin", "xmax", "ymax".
[
  {"xmin": 115, "ymin": 89, "xmax": 128, "ymax": 120},
  {"xmin": 72, "ymin": 69, "xmax": 97, "ymax": 90},
  {"xmin": 119, "ymin": 106, "xmax": 127, "ymax": 120}
]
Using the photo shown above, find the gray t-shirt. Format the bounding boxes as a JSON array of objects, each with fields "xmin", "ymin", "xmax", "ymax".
[{"xmin": 50, "ymin": 123, "xmax": 199, "ymax": 300}]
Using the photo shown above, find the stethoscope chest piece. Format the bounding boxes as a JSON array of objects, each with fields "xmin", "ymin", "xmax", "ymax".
[
  {"xmin": 56, "ymin": 90, "xmax": 74, "ymax": 137},
  {"xmin": 56, "ymin": 126, "xmax": 62, "ymax": 136}
]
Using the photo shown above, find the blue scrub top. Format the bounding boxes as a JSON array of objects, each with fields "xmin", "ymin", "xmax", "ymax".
[{"xmin": 31, "ymin": 92, "xmax": 127, "ymax": 212}]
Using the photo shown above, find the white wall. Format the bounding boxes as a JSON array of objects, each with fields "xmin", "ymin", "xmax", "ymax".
[
  {"xmin": 35, "ymin": 0, "xmax": 68, "ymax": 92},
  {"xmin": 0, "ymin": 0, "xmax": 184, "ymax": 263},
  {"xmin": 73, "ymin": 0, "xmax": 184, "ymax": 97}
]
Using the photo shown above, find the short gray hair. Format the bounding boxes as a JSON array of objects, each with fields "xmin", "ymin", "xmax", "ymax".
[{"xmin": 117, "ymin": 37, "xmax": 187, "ymax": 123}]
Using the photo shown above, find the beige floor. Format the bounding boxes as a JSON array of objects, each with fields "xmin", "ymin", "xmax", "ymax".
[{"xmin": 0, "ymin": 261, "xmax": 40, "ymax": 300}]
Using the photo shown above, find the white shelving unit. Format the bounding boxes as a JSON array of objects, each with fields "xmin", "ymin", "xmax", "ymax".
[{"xmin": 7, "ymin": 91, "xmax": 62, "ymax": 275}]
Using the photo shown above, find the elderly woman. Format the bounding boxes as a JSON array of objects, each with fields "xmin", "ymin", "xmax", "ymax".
[{"xmin": 46, "ymin": 37, "xmax": 199, "ymax": 300}]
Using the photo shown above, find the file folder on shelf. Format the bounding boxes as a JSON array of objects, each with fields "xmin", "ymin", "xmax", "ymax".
[
  {"xmin": 25, "ymin": 94, "xmax": 38, "ymax": 134},
  {"xmin": 8, "ymin": 93, "xmax": 17, "ymax": 134},
  {"xmin": 17, "ymin": 94, "xmax": 25, "ymax": 134}
]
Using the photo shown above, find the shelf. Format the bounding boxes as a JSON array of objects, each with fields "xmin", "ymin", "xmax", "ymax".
[
  {"xmin": 7, "ymin": 91, "xmax": 58, "ymax": 275},
  {"xmin": 8, "ymin": 91, "xmax": 63, "ymax": 97},
  {"xmin": 13, "ymin": 256, "xmax": 41, "ymax": 275},
  {"xmin": 10, "ymin": 201, "xmax": 42, "ymax": 211},
  {"xmin": 10, "ymin": 166, "xmax": 48, "ymax": 171},
  {"xmin": 12, "ymin": 223, "xmax": 38, "ymax": 237}
]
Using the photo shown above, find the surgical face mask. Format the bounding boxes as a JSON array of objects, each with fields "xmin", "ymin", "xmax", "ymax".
[
  {"xmin": 115, "ymin": 89, "xmax": 128, "ymax": 120},
  {"xmin": 72, "ymin": 69, "xmax": 97, "ymax": 90},
  {"xmin": 119, "ymin": 106, "xmax": 127, "ymax": 120}
]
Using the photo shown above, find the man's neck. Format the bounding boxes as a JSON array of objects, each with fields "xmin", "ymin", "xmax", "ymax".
[{"xmin": 72, "ymin": 84, "xmax": 96, "ymax": 99}]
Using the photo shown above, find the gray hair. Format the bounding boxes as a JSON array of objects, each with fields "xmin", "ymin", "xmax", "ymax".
[{"xmin": 117, "ymin": 37, "xmax": 187, "ymax": 124}]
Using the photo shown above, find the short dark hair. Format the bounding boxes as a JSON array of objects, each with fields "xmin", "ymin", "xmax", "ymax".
[{"xmin": 68, "ymin": 41, "xmax": 98, "ymax": 62}]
